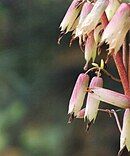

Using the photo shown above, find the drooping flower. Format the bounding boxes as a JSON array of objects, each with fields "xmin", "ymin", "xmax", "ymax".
[
  {"xmin": 101, "ymin": 3, "xmax": 130, "ymax": 53},
  {"xmin": 84, "ymin": 76, "xmax": 103, "ymax": 130},
  {"xmin": 105, "ymin": 0, "xmax": 120, "ymax": 21},
  {"xmin": 59, "ymin": 0, "xmax": 84, "ymax": 43},
  {"xmin": 90, "ymin": 87, "xmax": 130, "ymax": 109},
  {"xmin": 118, "ymin": 109, "xmax": 130, "ymax": 155},
  {"xmin": 74, "ymin": 2, "xmax": 93, "ymax": 48},
  {"xmin": 77, "ymin": 2, "xmax": 93, "ymax": 28},
  {"xmin": 68, "ymin": 73, "xmax": 89, "ymax": 121},
  {"xmin": 75, "ymin": 2, "xmax": 93, "ymax": 38},
  {"xmin": 84, "ymin": 31, "xmax": 97, "ymax": 67},
  {"xmin": 83, "ymin": 25, "xmax": 103, "ymax": 69},
  {"xmin": 76, "ymin": 0, "xmax": 109, "ymax": 37}
]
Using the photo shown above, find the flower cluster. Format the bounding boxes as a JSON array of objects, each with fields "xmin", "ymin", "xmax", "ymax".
[{"xmin": 59, "ymin": 0, "xmax": 130, "ymax": 155}]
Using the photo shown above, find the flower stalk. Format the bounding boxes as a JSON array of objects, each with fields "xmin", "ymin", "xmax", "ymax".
[{"xmin": 59, "ymin": 1, "xmax": 130, "ymax": 155}]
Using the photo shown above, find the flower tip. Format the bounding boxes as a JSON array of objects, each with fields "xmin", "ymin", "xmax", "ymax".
[
  {"xmin": 118, "ymin": 146, "xmax": 129, "ymax": 156},
  {"xmin": 85, "ymin": 119, "xmax": 94, "ymax": 132},
  {"xmin": 68, "ymin": 113, "xmax": 75, "ymax": 124}
]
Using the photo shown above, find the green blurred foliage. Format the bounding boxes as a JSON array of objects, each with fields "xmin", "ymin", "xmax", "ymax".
[{"xmin": 0, "ymin": 0, "xmax": 124, "ymax": 156}]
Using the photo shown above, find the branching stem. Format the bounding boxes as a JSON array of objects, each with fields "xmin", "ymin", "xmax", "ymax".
[
  {"xmin": 85, "ymin": 67, "xmax": 121, "ymax": 82},
  {"xmin": 98, "ymin": 109, "xmax": 122, "ymax": 133}
]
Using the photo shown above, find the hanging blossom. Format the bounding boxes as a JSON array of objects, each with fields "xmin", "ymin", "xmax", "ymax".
[
  {"xmin": 75, "ymin": 2, "xmax": 93, "ymax": 38},
  {"xmin": 105, "ymin": 0, "xmax": 120, "ymax": 21},
  {"xmin": 58, "ymin": 0, "xmax": 84, "ymax": 43},
  {"xmin": 58, "ymin": 0, "xmax": 130, "ymax": 155},
  {"xmin": 84, "ymin": 76, "xmax": 103, "ymax": 131},
  {"xmin": 84, "ymin": 31, "xmax": 97, "ymax": 67},
  {"xmin": 75, "ymin": 2, "xmax": 103, "ymax": 67},
  {"xmin": 101, "ymin": 3, "xmax": 130, "ymax": 53},
  {"xmin": 75, "ymin": 0, "xmax": 109, "ymax": 37},
  {"xmin": 68, "ymin": 73, "xmax": 89, "ymax": 121},
  {"xmin": 75, "ymin": 2, "xmax": 93, "ymax": 48}
]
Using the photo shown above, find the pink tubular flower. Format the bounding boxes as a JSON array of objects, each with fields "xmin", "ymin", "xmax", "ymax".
[
  {"xmin": 75, "ymin": 2, "xmax": 93, "ymax": 38},
  {"xmin": 77, "ymin": 2, "xmax": 93, "ymax": 27},
  {"xmin": 119, "ymin": 109, "xmax": 130, "ymax": 155},
  {"xmin": 59, "ymin": 0, "xmax": 84, "ymax": 34},
  {"xmin": 84, "ymin": 31, "xmax": 97, "ymax": 65},
  {"xmin": 101, "ymin": 3, "xmax": 130, "ymax": 53},
  {"xmin": 90, "ymin": 87, "xmax": 130, "ymax": 109},
  {"xmin": 68, "ymin": 73, "xmax": 89, "ymax": 118},
  {"xmin": 76, "ymin": 0, "xmax": 109, "ymax": 37},
  {"xmin": 105, "ymin": 0, "xmax": 120, "ymax": 21},
  {"xmin": 84, "ymin": 76, "xmax": 103, "ymax": 129}
]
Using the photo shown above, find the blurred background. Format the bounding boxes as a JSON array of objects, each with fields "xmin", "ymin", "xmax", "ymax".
[{"xmin": 0, "ymin": 0, "xmax": 125, "ymax": 156}]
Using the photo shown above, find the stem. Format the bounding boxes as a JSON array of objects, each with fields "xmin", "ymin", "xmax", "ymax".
[
  {"xmin": 111, "ymin": 109, "xmax": 122, "ymax": 133},
  {"xmin": 98, "ymin": 109, "xmax": 122, "ymax": 133},
  {"xmin": 101, "ymin": 12, "xmax": 109, "ymax": 29},
  {"xmin": 85, "ymin": 67, "xmax": 121, "ymax": 82},
  {"xmin": 102, "ymin": 69, "xmax": 121, "ymax": 83},
  {"xmin": 123, "ymin": 40, "xmax": 127, "ymax": 71},
  {"xmin": 113, "ymin": 52, "xmax": 130, "ymax": 96}
]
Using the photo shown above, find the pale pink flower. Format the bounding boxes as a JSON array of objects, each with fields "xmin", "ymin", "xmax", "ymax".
[
  {"xmin": 59, "ymin": 0, "xmax": 84, "ymax": 34},
  {"xmin": 105, "ymin": 0, "xmax": 120, "ymax": 21},
  {"xmin": 90, "ymin": 87, "xmax": 130, "ymax": 109},
  {"xmin": 119, "ymin": 109, "xmax": 130, "ymax": 155},
  {"xmin": 75, "ymin": 2, "xmax": 93, "ymax": 39},
  {"xmin": 68, "ymin": 73, "xmax": 89, "ymax": 118},
  {"xmin": 76, "ymin": 0, "xmax": 109, "ymax": 37},
  {"xmin": 84, "ymin": 76, "xmax": 103, "ymax": 129},
  {"xmin": 84, "ymin": 31, "xmax": 97, "ymax": 65},
  {"xmin": 101, "ymin": 3, "xmax": 130, "ymax": 53}
]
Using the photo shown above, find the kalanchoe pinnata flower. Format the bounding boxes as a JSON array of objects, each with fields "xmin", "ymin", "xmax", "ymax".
[
  {"xmin": 75, "ymin": 2, "xmax": 93, "ymax": 44},
  {"xmin": 90, "ymin": 87, "xmax": 130, "ymax": 109},
  {"xmin": 105, "ymin": 0, "xmax": 120, "ymax": 21},
  {"xmin": 76, "ymin": 0, "xmax": 109, "ymax": 37},
  {"xmin": 101, "ymin": 3, "xmax": 130, "ymax": 53},
  {"xmin": 84, "ymin": 76, "xmax": 103, "ymax": 131},
  {"xmin": 77, "ymin": 2, "xmax": 93, "ymax": 29},
  {"xmin": 68, "ymin": 73, "xmax": 89, "ymax": 122},
  {"xmin": 58, "ymin": 0, "xmax": 84, "ymax": 43},
  {"xmin": 118, "ymin": 109, "xmax": 130, "ymax": 156},
  {"xmin": 84, "ymin": 25, "xmax": 103, "ymax": 69},
  {"xmin": 84, "ymin": 31, "xmax": 97, "ymax": 67}
]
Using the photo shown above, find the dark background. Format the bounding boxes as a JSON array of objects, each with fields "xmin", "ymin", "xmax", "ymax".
[{"xmin": 0, "ymin": 0, "xmax": 124, "ymax": 156}]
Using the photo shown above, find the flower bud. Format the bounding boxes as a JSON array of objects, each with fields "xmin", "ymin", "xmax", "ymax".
[
  {"xmin": 84, "ymin": 76, "xmax": 103, "ymax": 130},
  {"xmin": 119, "ymin": 109, "xmax": 130, "ymax": 155},
  {"xmin": 101, "ymin": 3, "xmax": 130, "ymax": 53},
  {"xmin": 76, "ymin": 0, "xmax": 109, "ymax": 37},
  {"xmin": 90, "ymin": 87, "xmax": 130, "ymax": 109},
  {"xmin": 68, "ymin": 73, "xmax": 89, "ymax": 117}
]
